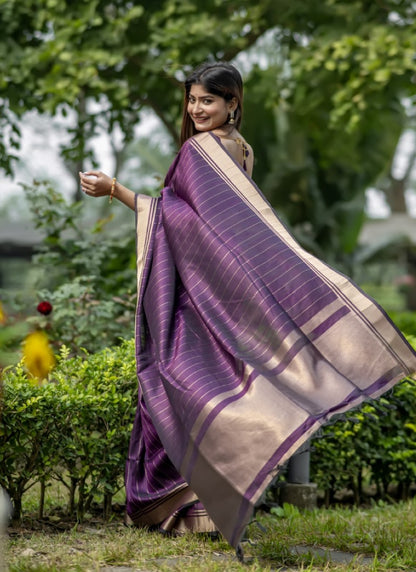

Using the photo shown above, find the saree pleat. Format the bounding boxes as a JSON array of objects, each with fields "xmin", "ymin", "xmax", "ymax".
[{"xmin": 125, "ymin": 132, "xmax": 416, "ymax": 547}]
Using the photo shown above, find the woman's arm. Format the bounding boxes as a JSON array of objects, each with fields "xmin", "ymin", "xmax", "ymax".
[{"xmin": 79, "ymin": 171, "xmax": 136, "ymax": 211}]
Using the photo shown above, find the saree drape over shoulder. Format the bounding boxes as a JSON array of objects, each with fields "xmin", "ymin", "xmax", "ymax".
[{"xmin": 125, "ymin": 132, "xmax": 416, "ymax": 548}]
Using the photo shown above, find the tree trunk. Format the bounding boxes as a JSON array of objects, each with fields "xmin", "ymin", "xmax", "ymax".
[
  {"xmin": 72, "ymin": 92, "xmax": 87, "ymax": 203},
  {"xmin": 385, "ymin": 177, "xmax": 407, "ymax": 213},
  {"xmin": 383, "ymin": 143, "xmax": 416, "ymax": 214},
  {"xmin": 38, "ymin": 479, "xmax": 45, "ymax": 519},
  {"xmin": 103, "ymin": 492, "xmax": 113, "ymax": 521},
  {"xmin": 10, "ymin": 492, "xmax": 22, "ymax": 525},
  {"xmin": 68, "ymin": 477, "xmax": 78, "ymax": 516},
  {"xmin": 77, "ymin": 478, "xmax": 87, "ymax": 522}
]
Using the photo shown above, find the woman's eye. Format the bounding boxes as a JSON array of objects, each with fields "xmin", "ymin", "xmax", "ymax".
[{"xmin": 188, "ymin": 97, "xmax": 213, "ymax": 104}]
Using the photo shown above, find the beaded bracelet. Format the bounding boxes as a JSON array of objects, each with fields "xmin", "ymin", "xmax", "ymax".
[{"xmin": 109, "ymin": 177, "xmax": 117, "ymax": 204}]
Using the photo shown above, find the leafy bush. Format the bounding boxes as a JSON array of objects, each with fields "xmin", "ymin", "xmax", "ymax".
[
  {"xmin": 2, "ymin": 329, "xmax": 416, "ymax": 522},
  {"xmin": 311, "ymin": 337, "xmax": 416, "ymax": 505},
  {"xmin": 0, "ymin": 339, "xmax": 137, "ymax": 523},
  {"xmin": 0, "ymin": 362, "xmax": 63, "ymax": 522},
  {"xmin": 389, "ymin": 311, "xmax": 416, "ymax": 337},
  {"xmin": 22, "ymin": 180, "xmax": 137, "ymax": 354}
]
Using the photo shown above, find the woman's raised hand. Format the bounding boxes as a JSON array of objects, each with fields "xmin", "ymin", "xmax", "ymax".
[{"xmin": 79, "ymin": 171, "xmax": 113, "ymax": 198}]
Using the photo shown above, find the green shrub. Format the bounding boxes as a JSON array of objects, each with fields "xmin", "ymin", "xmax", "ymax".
[
  {"xmin": 0, "ymin": 339, "xmax": 137, "ymax": 523},
  {"xmin": 389, "ymin": 311, "xmax": 416, "ymax": 337},
  {"xmin": 311, "ymin": 335, "xmax": 416, "ymax": 504},
  {"xmin": 0, "ymin": 362, "xmax": 63, "ymax": 523},
  {"xmin": 21, "ymin": 180, "xmax": 137, "ymax": 354},
  {"xmin": 2, "ymin": 330, "xmax": 416, "ymax": 522}
]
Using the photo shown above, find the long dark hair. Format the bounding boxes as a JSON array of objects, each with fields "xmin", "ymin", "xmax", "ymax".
[{"xmin": 180, "ymin": 61, "xmax": 244, "ymax": 146}]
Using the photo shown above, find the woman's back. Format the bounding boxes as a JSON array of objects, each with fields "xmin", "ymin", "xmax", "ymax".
[{"xmin": 212, "ymin": 128, "xmax": 254, "ymax": 177}]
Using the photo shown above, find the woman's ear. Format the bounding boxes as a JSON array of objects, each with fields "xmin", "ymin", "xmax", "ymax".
[{"xmin": 228, "ymin": 97, "xmax": 238, "ymax": 112}]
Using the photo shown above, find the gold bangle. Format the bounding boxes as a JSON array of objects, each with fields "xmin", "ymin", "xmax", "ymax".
[{"xmin": 109, "ymin": 177, "xmax": 116, "ymax": 204}]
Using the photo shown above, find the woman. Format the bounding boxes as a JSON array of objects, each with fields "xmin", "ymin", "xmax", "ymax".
[
  {"xmin": 80, "ymin": 62, "xmax": 416, "ymax": 553},
  {"xmin": 80, "ymin": 62, "xmax": 253, "ymax": 207}
]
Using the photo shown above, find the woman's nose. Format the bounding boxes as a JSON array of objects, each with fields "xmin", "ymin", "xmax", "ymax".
[{"xmin": 193, "ymin": 101, "xmax": 202, "ymax": 114}]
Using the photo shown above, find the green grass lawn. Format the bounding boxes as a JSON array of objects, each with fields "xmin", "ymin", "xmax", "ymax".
[{"xmin": 5, "ymin": 497, "xmax": 416, "ymax": 571}]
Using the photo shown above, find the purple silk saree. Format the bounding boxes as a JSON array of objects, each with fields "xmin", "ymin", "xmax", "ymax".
[{"xmin": 125, "ymin": 132, "xmax": 416, "ymax": 548}]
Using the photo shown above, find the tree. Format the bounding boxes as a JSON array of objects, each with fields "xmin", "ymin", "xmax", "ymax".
[
  {"xmin": 240, "ymin": 1, "xmax": 416, "ymax": 267},
  {"xmin": 2, "ymin": 0, "xmax": 416, "ymax": 264},
  {"xmin": 243, "ymin": 61, "xmax": 404, "ymax": 269},
  {"xmin": 278, "ymin": 0, "xmax": 416, "ymax": 219},
  {"xmin": 0, "ymin": 0, "xmax": 276, "ymax": 190}
]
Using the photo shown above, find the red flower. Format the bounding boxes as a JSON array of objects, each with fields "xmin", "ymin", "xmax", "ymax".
[{"xmin": 37, "ymin": 301, "xmax": 53, "ymax": 316}]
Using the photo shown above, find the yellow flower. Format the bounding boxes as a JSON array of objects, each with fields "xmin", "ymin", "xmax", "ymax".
[
  {"xmin": 0, "ymin": 302, "xmax": 6, "ymax": 325},
  {"xmin": 23, "ymin": 331, "xmax": 55, "ymax": 382}
]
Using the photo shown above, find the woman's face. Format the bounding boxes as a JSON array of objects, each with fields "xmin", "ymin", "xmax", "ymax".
[{"xmin": 187, "ymin": 84, "xmax": 235, "ymax": 132}]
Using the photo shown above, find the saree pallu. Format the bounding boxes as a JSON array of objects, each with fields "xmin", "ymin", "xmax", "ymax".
[{"xmin": 125, "ymin": 132, "xmax": 416, "ymax": 548}]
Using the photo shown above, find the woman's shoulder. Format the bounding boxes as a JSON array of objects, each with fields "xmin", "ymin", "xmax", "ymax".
[
  {"xmin": 214, "ymin": 129, "xmax": 252, "ymax": 153},
  {"xmin": 185, "ymin": 130, "xmax": 252, "ymax": 152},
  {"xmin": 182, "ymin": 131, "xmax": 254, "ymax": 176},
  {"xmin": 213, "ymin": 129, "xmax": 254, "ymax": 175}
]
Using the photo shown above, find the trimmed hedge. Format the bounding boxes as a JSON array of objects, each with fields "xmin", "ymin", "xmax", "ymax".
[
  {"xmin": 311, "ymin": 334, "xmax": 416, "ymax": 506},
  {"xmin": 311, "ymin": 375, "xmax": 416, "ymax": 506},
  {"xmin": 1, "ymin": 336, "xmax": 416, "ymax": 522},
  {"xmin": 0, "ymin": 339, "xmax": 137, "ymax": 523}
]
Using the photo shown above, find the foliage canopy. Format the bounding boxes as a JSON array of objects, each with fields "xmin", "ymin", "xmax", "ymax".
[
  {"xmin": 2, "ymin": 0, "xmax": 416, "ymax": 261},
  {"xmin": 2, "ymin": 0, "xmax": 416, "ymax": 168}
]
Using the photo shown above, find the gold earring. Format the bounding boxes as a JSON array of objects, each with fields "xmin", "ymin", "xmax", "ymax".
[{"xmin": 228, "ymin": 110, "xmax": 235, "ymax": 125}]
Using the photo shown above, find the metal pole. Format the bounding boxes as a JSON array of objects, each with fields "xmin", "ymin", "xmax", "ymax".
[
  {"xmin": 281, "ymin": 440, "xmax": 317, "ymax": 509},
  {"xmin": 287, "ymin": 441, "xmax": 310, "ymax": 484}
]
